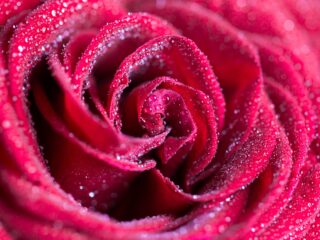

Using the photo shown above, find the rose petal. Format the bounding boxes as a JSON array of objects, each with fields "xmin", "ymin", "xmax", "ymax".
[
  {"xmin": 257, "ymin": 164, "xmax": 320, "ymax": 239},
  {"xmin": 219, "ymin": 128, "xmax": 293, "ymax": 239},
  {"xmin": 108, "ymin": 35, "xmax": 221, "ymax": 186},
  {"xmin": 198, "ymin": 96, "xmax": 277, "ymax": 200},
  {"xmin": 243, "ymin": 78, "xmax": 309, "ymax": 237}
]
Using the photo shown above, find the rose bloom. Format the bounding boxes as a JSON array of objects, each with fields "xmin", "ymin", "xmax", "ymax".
[{"xmin": 0, "ymin": 0, "xmax": 320, "ymax": 239}]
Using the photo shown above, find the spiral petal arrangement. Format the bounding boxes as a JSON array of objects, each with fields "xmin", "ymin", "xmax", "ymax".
[{"xmin": 0, "ymin": 0, "xmax": 320, "ymax": 239}]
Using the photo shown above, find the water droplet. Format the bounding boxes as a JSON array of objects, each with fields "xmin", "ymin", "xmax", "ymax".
[
  {"xmin": 284, "ymin": 20, "xmax": 295, "ymax": 31},
  {"xmin": 2, "ymin": 120, "xmax": 11, "ymax": 129}
]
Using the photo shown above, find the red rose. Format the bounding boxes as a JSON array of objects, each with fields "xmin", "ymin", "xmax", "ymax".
[{"xmin": 0, "ymin": 0, "xmax": 320, "ymax": 239}]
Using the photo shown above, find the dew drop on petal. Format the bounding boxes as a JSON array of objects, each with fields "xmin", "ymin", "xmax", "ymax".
[
  {"xmin": 2, "ymin": 120, "xmax": 11, "ymax": 129},
  {"xmin": 88, "ymin": 192, "xmax": 95, "ymax": 198}
]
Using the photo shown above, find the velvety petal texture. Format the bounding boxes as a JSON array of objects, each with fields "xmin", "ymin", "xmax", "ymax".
[{"xmin": 0, "ymin": 0, "xmax": 319, "ymax": 239}]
